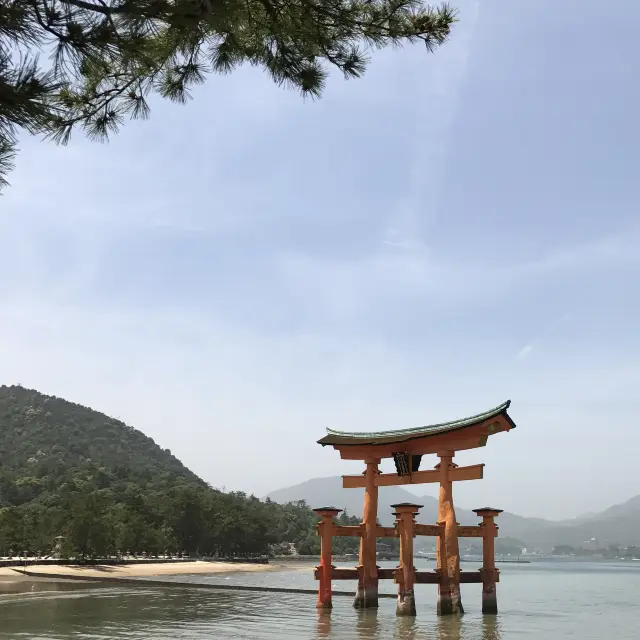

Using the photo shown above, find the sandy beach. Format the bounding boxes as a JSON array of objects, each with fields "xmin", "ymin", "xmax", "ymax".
[{"xmin": 0, "ymin": 560, "xmax": 298, "ymax": 582}]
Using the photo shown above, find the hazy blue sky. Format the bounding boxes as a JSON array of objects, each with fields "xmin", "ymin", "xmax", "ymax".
[{"xmin": 1, "ymin": 0, "xmax": 639, "ymax": 520}]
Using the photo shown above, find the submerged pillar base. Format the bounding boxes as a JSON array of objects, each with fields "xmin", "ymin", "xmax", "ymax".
[
  {"xmin": 437, "ymin": 583, "xmax": 464, "ymax": 616},
  {"xmin": 396, "ymin": 589, "xmax": 416, "ymax": 616},
  {"xmin": 353, "ymin": 583, "xmax": 379, "ymax": 609},
  {"xmin": 482, "ymin": 586, "xmax": 498, "ymax": 614}
]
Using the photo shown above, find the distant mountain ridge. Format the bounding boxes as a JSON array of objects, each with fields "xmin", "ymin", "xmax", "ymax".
[
  {"xmin": 264, "ymin": 476, "xmax": 554, "ymax": 540},
  {"xmin": 265, "ymin": 477, "xmax": 640, "ymax": 549}
]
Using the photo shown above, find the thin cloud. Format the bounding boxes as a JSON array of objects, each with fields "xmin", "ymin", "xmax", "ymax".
[
  {"xmin": 276, "ymin": 228, "xmax": 638, "ymax": 323},
  {"xmin": 517, "ymin": 344, "xmax": 534, "ymax": 360},
  {"xmin": 515, "ymin": 315, "xmax": 571, "ymax": 362}
]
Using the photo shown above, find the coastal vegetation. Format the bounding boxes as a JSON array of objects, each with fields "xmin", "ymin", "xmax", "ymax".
[{"xmin": 0, "ymin": 385, "xmax": 361, "ymax": 558}]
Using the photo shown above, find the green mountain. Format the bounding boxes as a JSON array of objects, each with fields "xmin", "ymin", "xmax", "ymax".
[
  {"xmin": 0, "ymin": 385, "xmax": 204, "ymax": 505},
  {"xmin": 0, "ymin": 385, "xmax": 348, "ymax": 558}
]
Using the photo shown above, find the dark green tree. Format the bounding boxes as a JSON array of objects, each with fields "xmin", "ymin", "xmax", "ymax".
[
  {"xmin": 63, "ymin": 490, "xmax": 114, "ymax": 558},
  {"xmin": 0, "ymin": 0, "xmax": 456, "ymax": 187}
]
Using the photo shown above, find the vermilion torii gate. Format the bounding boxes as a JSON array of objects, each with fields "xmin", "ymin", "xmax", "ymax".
[{"xmin": 314, "ymin": 401, "xmax": 516, "ymax": 616}]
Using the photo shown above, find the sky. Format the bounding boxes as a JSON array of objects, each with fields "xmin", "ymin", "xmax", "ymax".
[{"xmin": 1, "ymin": 0, "xmax": 639, "ymax": 521}]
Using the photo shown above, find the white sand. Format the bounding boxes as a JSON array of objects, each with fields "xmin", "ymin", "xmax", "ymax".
[{"xmin": 0, "ymin": 561, "xmax": 296, "ymax": 581}]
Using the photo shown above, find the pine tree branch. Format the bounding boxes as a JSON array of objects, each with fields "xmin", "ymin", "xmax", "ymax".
[
  {"xmin": 1, "ymin": 0, "xmax": 457, "ymax": 189},
  {"xmin": 58, "ymin": 0, "xmax": 115, "ymax": 15}
]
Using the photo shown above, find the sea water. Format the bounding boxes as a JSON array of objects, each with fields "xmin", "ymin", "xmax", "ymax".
[{"xmin": 1, "ymin": 559, "xmax": 639, "ymax": 639}]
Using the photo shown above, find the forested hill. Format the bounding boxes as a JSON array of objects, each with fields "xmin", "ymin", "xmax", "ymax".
[
  {"xmin": 0, "ymin": 385, "xmax": 204, "ymax": 504},
  {"xmin": 0, "ymin": 385, "xmax": 359, "ymax": 558}
]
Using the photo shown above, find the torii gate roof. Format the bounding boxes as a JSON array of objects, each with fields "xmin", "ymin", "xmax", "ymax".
[{"xmin": 317, "ymin": 401, "xmax": 516, "ymax": 459}]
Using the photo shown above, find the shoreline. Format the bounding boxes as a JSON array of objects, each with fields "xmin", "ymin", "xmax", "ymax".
[{"xmin": 0, "ymin": 560, "xmax": 305, "ymax": 583}]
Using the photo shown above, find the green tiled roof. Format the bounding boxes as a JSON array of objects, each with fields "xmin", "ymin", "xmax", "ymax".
[{"xmin": 317, "ymin": 401, "xmax": 514, "ymax": 447}]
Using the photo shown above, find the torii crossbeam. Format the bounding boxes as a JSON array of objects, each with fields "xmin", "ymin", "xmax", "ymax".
[{"xmin": 316, "ymin": 401, "xmax": 516, "ymax": 616}]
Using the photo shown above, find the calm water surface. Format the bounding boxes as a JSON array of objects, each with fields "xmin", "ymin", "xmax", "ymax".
[{"xmin": 1, "ymin": 560, "xmax": 639, "ymax": 639}]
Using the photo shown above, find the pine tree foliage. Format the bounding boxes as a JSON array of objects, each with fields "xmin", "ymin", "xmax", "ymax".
[{"xmin": 0, "ymin": 0, "xmax": 456, "ymax": 188}]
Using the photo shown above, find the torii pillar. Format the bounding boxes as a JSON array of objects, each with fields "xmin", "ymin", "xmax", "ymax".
[
  {"xmin": 354, "ymin": 458, "xmax": 380, "ymax": 609},
  {"xmin": 393, "ymin": 502, "xmax": 422, "ymax": 616},
  {"xmin": 474, "ymin": 507, "xmax": 502, "ymax": 614},
  {"xmin": 313, "ymin": 507, "xmax": 343, "ymax": 609},
  {"xmin": 437, "ymin": 451, "xmax": 464, "ymax": 616}
]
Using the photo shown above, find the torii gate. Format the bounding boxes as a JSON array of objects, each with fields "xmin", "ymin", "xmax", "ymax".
[{"xmin": 314, "ymin": 401, "xmax": 516, "ymax": 616}]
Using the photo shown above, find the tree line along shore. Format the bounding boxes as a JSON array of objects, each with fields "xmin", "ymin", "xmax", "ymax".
[{"xmin": 0, "ymin": 386, "xmax": 374, "ymax": 560}]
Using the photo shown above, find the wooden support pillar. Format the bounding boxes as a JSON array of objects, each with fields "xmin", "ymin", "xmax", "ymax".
[
  {"xmin": 473, "ymin": 508, "xmax": 502, "ymax": 614},
  {"xmin": 392, "ymin": 502, "xmax": 422, "ymax": 616},
  {"xmin": 437, "ymin": 451, "xmax": 464, "ymax": 616},
  {"xmin": 354, "ymin": 458, "xmax": 380, "ymax": 609},
  {"xmin": 313, "ymin": 507, "xmax": 342, "ymax": 609}
]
